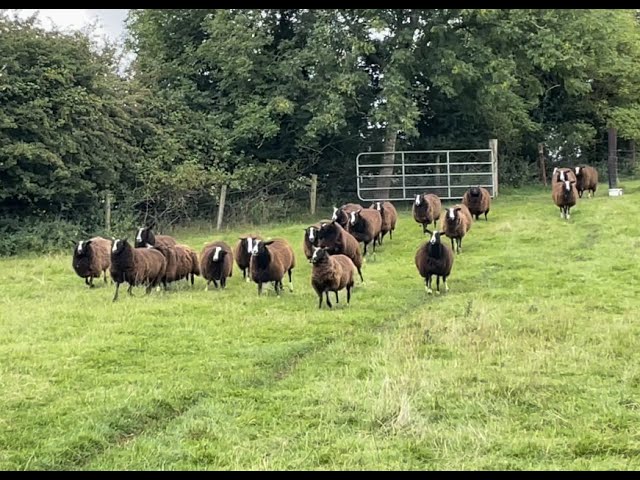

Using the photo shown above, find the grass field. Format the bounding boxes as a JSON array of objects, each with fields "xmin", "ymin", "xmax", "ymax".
[{"xmin": 2, "ymin": 180, "xmax": 640, "ymax": 470}]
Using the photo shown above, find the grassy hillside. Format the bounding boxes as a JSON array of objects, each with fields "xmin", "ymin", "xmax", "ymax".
[{"xmin": 2, "ymin": 181, "xmax": 640, "ymax": 470}]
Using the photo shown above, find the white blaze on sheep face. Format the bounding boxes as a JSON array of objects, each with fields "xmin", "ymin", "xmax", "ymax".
[
  {"xmin": 448, "ymin": 208, "xmax": 455, "ymax": 220},
  {"xmin": 564, "ymin": 180, "xmax": 571, "ymax": 192},
  {"xmin": 575, "ymin": 167, "xmax": 581, "ymax": 175},
  {"xmin": 112, "ymin": 239, "xmax": 120, "ymax": 252},
  {"xmin": 136, "ymin": 228, "xmax": 144, "ymax": 243},
  {"xmin": 415, "ymin": 195, "xmax": 421, "ymax": 206},
  {"xmin": 349, "ymin": 211, "xmax": 357, "ymax": 225},
  {"xmin": 376, "ymin": 202, "xmax": 381, "ymax": 211},
  {"xmin": 311, "ymin": 246, "xmax": 321, "ymax": 262},
  {"xmin": 331, "ymin": 207, "xmax": 339, "ymax": 221},
  {"xmin": 213, "ymin": 246, "xmax": 221, "ymax": 261},
  {"xmin": 251, "ymin": 240, "xmax": 261, "ymax": 256},
  {"xmin": 77, "ymin": 241, "xmax": 84, "ymax": 254},
  {"xmin": 429, "ymin": 232, "xmax": 438, "ymax": 244},
  {"xmin": 559, "ymin": 171, "xmax": 566, "ymax": 182},
  {"xmin": 246, "ymin": 237, "xmax": 253, "ymax": 255},
  {"xmin": 308, "ymin": 227, "xmax": 315, "ymax": 242}
]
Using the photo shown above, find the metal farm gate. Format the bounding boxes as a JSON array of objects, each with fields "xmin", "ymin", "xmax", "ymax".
[{"xmin": 356, "ymin": 140, "xmax": 499, "ymax": 202}]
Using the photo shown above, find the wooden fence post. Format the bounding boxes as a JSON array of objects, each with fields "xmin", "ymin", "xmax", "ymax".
[
  {"xmin": 489, "ymin": 139, "xmax": 498, "ymax": 197},
  {"xmin": 310, "ymin": 174, "xmax": 318, "ymax": 215},
  {"xmin": 216, "ymin": 184, "xmax": 227, "ymax": 231},
  {"xmin": 608, "ymin": 128, "xmax": 618, "ymax": 188}
]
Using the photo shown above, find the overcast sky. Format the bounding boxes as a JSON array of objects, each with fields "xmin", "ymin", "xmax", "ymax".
[{"xmin": 10, "ymin": 9, "xmax": 129, "ymax": 44}]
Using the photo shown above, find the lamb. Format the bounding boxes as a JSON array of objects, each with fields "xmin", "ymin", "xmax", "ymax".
[
  {"xmin": 574, "ymin": 165, "xmax": 599, "ymax": 198},
  {"xmin": 412, "ymin": 193, "xmax": 442, "ymax": 233},
  {"xmin": 317, "ymin": 221, "xmax": 364, "ymax": 283},
  {"xmin": 200, "ymin": 241, "xmax": 233, "ymax": 289},
  {"xmin": 72, "ymin": 236, "xmax": 111, "ymax": 287},
  {"xmin": 155, "ymin": 244, "xmax": 200, "ymax": 288},
  {"xmin": 346, "ymin": 208, "xmax": 382, "ymax": 257},
  {"xmin": 552, "ymin": 179, "xmax": 578, "ymax": 220},
  {"xmin": 110, "ymin": 238, "xmax": 167, "ymax": 302},
  {"xmin": 249, "ymin": 238, "xmax": 296, "ymax": 296},
  {"xmin": 303, "ymin": 220, "xmax": 331, "ymax": 260},
  {"xmin": 134, "ymin": 222, "xmax": 177, "ymax": 249},
  {"xmin": 234, "ymin": 234, "xmax": 263, "ymax": 282},
  {"xmin": 462, "ymin": 186, "xmax": 491, "ymax": 221},
  {"xmin": 369, "ymin": 201, "xmax": 397, "ymax": 244},
  {"xmin": 415, "ymin": 229, "xmax": 454, "ymax": 295},
  {"xmin": 310, "ymin": 247, "xmax": 355, "ymax": 309},
  {"xmin": 440, "ymin": 204, "xmax": 472, "ymax": 254}
]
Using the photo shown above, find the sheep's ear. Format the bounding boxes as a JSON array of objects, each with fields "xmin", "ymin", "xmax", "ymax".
[
  {"xmin": 70, "ymin": 240, "xmax": 77, "ymax": 246},
  {"xmin": 263, "ymin": 240, "xmax": 275, "ymax": 246},
  {"xmin": 454, "ymin": 207, "xmax": 462, "ymax": 212},
  {"xmin": 85, "ymin": 240, "xmax": 93, "ymax": 246},
  {"xmin": 425, "ymin": 228, "xmax": 433, "ymax": 235}
]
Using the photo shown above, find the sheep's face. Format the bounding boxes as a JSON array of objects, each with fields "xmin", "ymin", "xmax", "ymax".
[
  {"xmin": 446, "ymin": 207, "xmax": 462, "ymax": 224},
  {"xmin": 111, "ymin": 238, "xmax": 129, "ymax": 255},
  {"xmin": 349, "ymin": 210, "xmax": 361, "ymax": 226},
  {"xmin": 135, "ymin": 227, "xmax": 155, "ymax": 248},
  {"xmin": 429, "ymin": 230, "xmax": 444, "ymax": 245},
  {"xmin": 331, "ymin": 207, "xmax": 339, "ymax": 221},
  {"xmin": 74, "ymin": 240, "xmax": 87, "ymax": 257},
  {"xmin": 305, "ymin": 226, "xmax": 318, "ymax": 245},
  {"xmin": 563, "ymin": 180, "xmax": 576, "ymax": 198},
  {"xmin": 239, "ymin": 236, "xmax": 259, "ymax": 255},
  {"xmin": 575, "ymin": 166, "xmax": 581, "ymax": 176},
  {"xmin": 469, "ymin": 187, "xmax": 481, "ymax": 197},
  {"xmin": 311, "ymin": 247, "xmax": 329, "ymax": 264},
  {"xmin": 212, "ymin": 246, "xmax": 227, "ymax": 262}
]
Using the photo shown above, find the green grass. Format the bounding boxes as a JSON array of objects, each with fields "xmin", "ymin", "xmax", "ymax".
[{"xmin": 2, "ymin": 180, "xmax": 640, "ymax": 470}]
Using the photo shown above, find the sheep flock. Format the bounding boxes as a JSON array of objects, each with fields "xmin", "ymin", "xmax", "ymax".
[{"xmin": 72, "ymin": 165, "xmax": 599, "ymax": 307}]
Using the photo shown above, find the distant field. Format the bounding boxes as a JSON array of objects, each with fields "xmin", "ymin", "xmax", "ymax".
[{"xmin": 2, "ymin": 180, "xmax": 640, "ymax": 470}]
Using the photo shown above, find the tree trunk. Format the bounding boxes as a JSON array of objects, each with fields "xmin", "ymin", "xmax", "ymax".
[
  {"xmin": 608, "ymin": 127, "xmax": 618, "ymax": 188},
  {"xmin": 538, "ymin": 143, "xmax": 547, "ymax": 187},
  {"xmin": 631, "ymin": 139, "xmax": 636, "ymax": 171},
  {"xmin": 376, "ymin": 128, "xmax": 398, "ymax": 199}
]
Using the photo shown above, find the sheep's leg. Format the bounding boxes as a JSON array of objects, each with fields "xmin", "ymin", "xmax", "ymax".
[
  {"xmin": 317, "ymin": 291, "xmax": 323, "ymax": 309},
  {"xmin": 85, "ymin": 277, "xmax": 90, "ymax": 286},
  {"xmin": 205, "ymin": 280, "xmax": 210, "ymax": 291},
  {"xmin": 127, "ymin": 284, "xmax": 134, "ymax": 296},
  {"xmin": 103, "ymin": 270, "xmax": 108, "ymax": 283},
  {"xmin": 347, "ymin": 284, "xmax": 352, "ymax": 304},
  {"xmin": 566, "ymin": 207, "xmax": 571, "ymax": 220},
  {"xmin": 335, "ymin": 291, "xmax": 339, "ymax": 303},
  {"xmin": 443, "ymin": 275, "xmax": 449, "ymax": 292},
  {"xmin": 578, "ymin": 190, "xmax": 583, "ymax": 198},
  {"xmin": 485, "ymin": 210, "xmax": 489, "ymax": 221},
  {"xmin": 436, "ymin": 275, "xmax": 441, "ymax": 294},
  {"xmin": 426, "ymin": 275, "xmax": 433, "ymax": 295},
  {"xmin": 389, "ymin": 229, "xmax": 393, "ymax": 240},
  {"xmin": 325, "ymin": 291, "xmax": 333, "ymax": 308},
  {"xmin": 457, "ymin": 238, "xmax": 462, "ymax": 253},
  {"xmin": 450, "ymin": 238, "xmax": 455, "ymax": 252},
  {"xmin": 288, "ymin": 269, "xmax": 294, "ymax": 292},
  {"xmin": 190, "ymin": 273, "xmax": 195, "ymax": 286},
  {"xmin": 257, "ymin": 282, "xmax": 263, "ymax": 296},
  {"xmin": 112, "ymin": 282, "xmax": 121, "ymax": 302},
  {"xmin": 559, "ymin": 207, "xmax": 564, "ymax": 219},
  {"xmin": 357, "ymin": 267, "xmax": 364, "ymax": 283},
  {"xmin": 245, "ymin": 269, "xmax": 250, "ymax": 283},
  {"xmin": 213, "ymin": 279, "xmax": 219, "ymax": 289}
]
